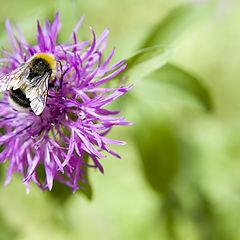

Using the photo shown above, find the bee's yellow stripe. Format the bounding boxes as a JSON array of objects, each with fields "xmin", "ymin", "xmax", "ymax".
[{"xmin": 34, "ymin": 53, "xmax": 56, "ymax": 70}]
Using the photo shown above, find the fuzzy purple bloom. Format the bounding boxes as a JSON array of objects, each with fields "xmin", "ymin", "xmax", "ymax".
[{"xmin": 0, "ymin": 13, "xmax": 131, "ymax": 193}]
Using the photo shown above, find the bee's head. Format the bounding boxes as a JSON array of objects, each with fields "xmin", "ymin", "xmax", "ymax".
[
  {"xmin": 30, "ymin": 53, "xmax": 57, "ymax": 72},
  {"xmin": 32, "ymin": 58, "xmax": 49, "ymax": 70}
]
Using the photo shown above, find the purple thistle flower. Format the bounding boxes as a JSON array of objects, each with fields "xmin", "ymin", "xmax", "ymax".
[{"xmin": 0, "ymin": 13, "xmax": 132, "ymax": 193}]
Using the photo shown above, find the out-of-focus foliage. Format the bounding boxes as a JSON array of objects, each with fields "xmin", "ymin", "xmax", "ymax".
[
  {"xmin": 136, "ymin": 118, "xmax": 180, "ymax": 196},
  {"xmin": 140, "ymin": 1, "xmax": 217, "ymax": 47},
  {"xmin": 119, "ymin": 45, "xmax": 175, "ymax": 82},
  {"xmin": 150, "ymin": 63, "xmax": 213, "ymax": 110},
  {"xmin": 0, "ymin": 0, "xmax": 240, "ymax": 240}
]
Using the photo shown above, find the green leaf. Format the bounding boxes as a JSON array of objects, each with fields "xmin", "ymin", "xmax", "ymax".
[
  {"xmin": 161, "ymin": 192, "xmax": 181, "ymax": 239},
  {"xmin": 136, "ymin": 120, "xmax": 180, "ymax": 196},
  {"xmin": 141, "ymin": 2, "xmax": 217, "ymax": 47},
  {"xmin": 50, "ymin": 153, "xmax": 93, "ymax": 202},
  {"xmin": 148, "ymin": 63, "xmax": 213, "ymax": 111},
  {"xmin": 77, "ymin": 153, "xmax": 93, "ymax": 200},
  {"xmin": 49, "ymin": 180, "xmax": 74, "ymax": 204},
  {"xmin": 119, "ymin": 45, "xmax": 175, "ymax": 83}
]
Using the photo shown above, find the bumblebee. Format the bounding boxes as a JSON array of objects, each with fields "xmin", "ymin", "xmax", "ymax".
[{"xmin": 0, "ymin": 53, "xmax": 57, "ymax": 115}]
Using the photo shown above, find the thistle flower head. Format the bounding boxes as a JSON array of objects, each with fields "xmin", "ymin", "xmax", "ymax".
[{"xmin": 0, "ymin": 13, "xmax": 131, "ymax": 193}]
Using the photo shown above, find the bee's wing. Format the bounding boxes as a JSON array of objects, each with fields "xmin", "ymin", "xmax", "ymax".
[
  {"xmin": 0, "ymin": 64, "xmax": 27, "ymax": 92},
  {"xmin": 25, "ymin": 72, "xmax": 50, "ymax": 115}
]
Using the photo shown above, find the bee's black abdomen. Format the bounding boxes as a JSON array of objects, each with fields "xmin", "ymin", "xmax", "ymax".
[{"xmin": 9, "ymin": 88, "xmax": 30, "ymax": 108}]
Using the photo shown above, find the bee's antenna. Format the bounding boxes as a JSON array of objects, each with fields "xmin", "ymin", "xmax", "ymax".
[
  {"xmin": 57, "ymin": 60, "xmax": 64, "ymax": 89},
  {"xmin": 58, "ymin": 61, "xmax": 69, "ymax": 90},
  {"xmin": 57, "ymin": 60, "xmax": 62, "ymax": 72}
]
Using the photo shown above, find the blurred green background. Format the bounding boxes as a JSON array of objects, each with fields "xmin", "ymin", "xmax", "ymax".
[{"xmin": 1, "ymin": 0, "xmax": 240, "ymax": 239}]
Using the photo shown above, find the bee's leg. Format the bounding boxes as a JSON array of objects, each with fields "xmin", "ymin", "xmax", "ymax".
[
  {"xmin": 49, "ymin": 77, "xmax": 60, "ymax": 91},
  {"xmin": 59, "ymin": 68, "xmax": 69, "ymax": 90}
]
